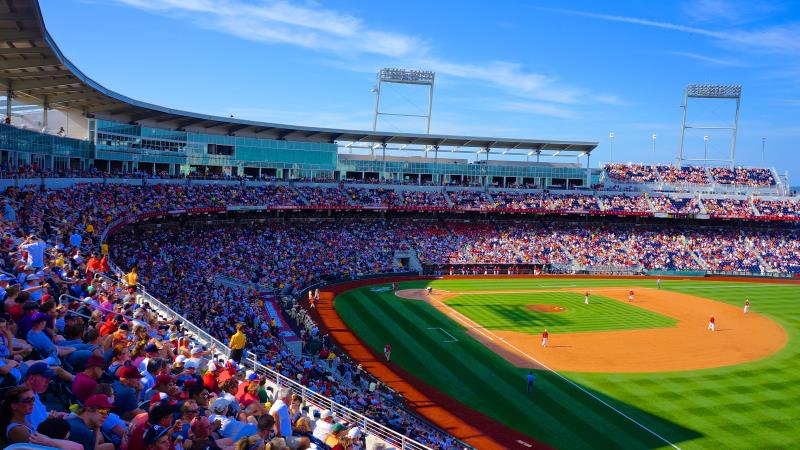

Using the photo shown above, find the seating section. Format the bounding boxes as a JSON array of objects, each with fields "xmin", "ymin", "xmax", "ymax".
[
  {"xmin": 2, "ymin": 180, "xmax": 800, "ymax": 450},
  {"xmin": 702, "ymin": 198, "xmax": 752, "ymax": 217},
  {"xmin": 709, "ymin": 167, "xmax": 776, "ymax": 186},
  {"xmin": 604, "ymin": 163, "xmax": 778, "ymax": 187}
]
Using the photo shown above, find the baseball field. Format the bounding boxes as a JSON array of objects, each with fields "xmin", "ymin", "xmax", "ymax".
[{"xmin": 329, "ymin": 277, "xmax": 800, "ymax": 450}]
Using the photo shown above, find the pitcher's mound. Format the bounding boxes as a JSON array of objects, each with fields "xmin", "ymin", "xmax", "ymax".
[{"xmin": 526, "ymin": 304, "xmax": 566, "ymax": 313}]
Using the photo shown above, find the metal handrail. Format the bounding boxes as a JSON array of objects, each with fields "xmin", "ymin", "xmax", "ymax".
[{"xmin": 58, "ymin": 292, "xmax": 144, "ymax": 324}]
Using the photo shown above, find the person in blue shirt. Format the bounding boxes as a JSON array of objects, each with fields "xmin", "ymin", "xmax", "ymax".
[
  {"xmin": 2, "ymin": 199, "xmax": 16, "ymax": 223},
  {"xmin": 527, "ymin": 371, "xmax": 536, "ymax": 393},
  {"xmin": 70, "ymin": 231, "xmax": 82, "ymax": 250}
]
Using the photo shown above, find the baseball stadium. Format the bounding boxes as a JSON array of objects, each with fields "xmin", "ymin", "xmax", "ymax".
[{"xmin": 0, "ymin": 1, "xmax": 799, "ymax": 450}]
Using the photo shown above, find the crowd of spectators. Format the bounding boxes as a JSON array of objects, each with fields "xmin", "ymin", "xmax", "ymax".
[
  {"xmin": 598, "ymin": 195, "xmax": 652, "ymax": 213},
  {"xmin": 657, "ymin": 165, "xmax": 709, "ymax": 185},
  {"xmin": 702, "ymin": 198, "xmax": 753, "ymax": 217},
  {"xmin": 0, "ymin": 186, "xmax": 462, "ymax": 449},
  {"xmin": 603, "ymin": 164, "xmax": 659, "ymax": 183},
  {"xmin": 709, "ymin": 167, "xmax": 776, "ymax": 186},
  {"xmin": 752, "ymin": 199, "xmax": 800, "ymax": 218},
  {"xmin": 649, "ymin": 196, "xmax": 701, "ymax": 214}
]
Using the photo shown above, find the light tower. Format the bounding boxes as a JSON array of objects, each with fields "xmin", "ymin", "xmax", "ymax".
[
  {"xmin": 372, "ymin": 68, "xmax": 435, "ymax": 133},
  {"xmin": 677, "ymin": 84, "xmax": 741, "ymax": 168}
]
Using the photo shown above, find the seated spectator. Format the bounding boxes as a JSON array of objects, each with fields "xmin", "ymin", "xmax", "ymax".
[{"xmin": 65, "ymin": 394, "xmax": 116, "ymax": 450}]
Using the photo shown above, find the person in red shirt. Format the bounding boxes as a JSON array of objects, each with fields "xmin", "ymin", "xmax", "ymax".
[
  {"xmin": 71, "ymin": 356, "xmax": 105, "ymax": 403},
  {"xmin": 585, "ymin": 289, "xmax": 590, "ymax": 305},
  {"xmin": 708, "ymin": 315, "xmax": 716, "ymax": 331},
  {"xmin": 628, "ymin": 290, "xmax": 635, "ymax": 302},
  {"xmin": 541, "ymin": 329, "xmax": 549, "ymax": 347}
]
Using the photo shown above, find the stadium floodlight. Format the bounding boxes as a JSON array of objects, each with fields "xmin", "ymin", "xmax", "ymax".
[
  {"xmin": 652, "ymin": 134, "xmax": 657, "ymax": 155},
  {"xmin": 703, "ymin": 136, "xmax": 710, "ymax": 162},
  {"xmin": 609, "ymin": 132, "xmax": 615, "ymax": 162},
  {"xmin": 373, "ymin": 68, "xmax": 436, "ymax": 134},
  {"xmin": 678, "ymin": 84, "xmax": 741, "ymax": 168}
]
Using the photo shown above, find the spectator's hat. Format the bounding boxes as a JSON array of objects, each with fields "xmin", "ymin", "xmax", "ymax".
[
  {"xmin": 26, "ymin": 273, "xmax": 42, "ymax": 281},
  {"xmin": 144, "ymin": 343, "xmax": 159, "ymax": 353},
  {"xmin": 155, "ymin": 374, "xmax": 174, "ymax": 385},
  {"xmin": 84, "ymin": 394, "xmax": 115, "ymax": 409},
  {"xmin": 247, "ymin": 372, "xmax": 259, "ymax": 381},
  {"xmin": 190, "ymin": 346, "xmax": 203, "ymax": 356},
  {"xmin": 320, "ymin": 409, "xmax": 333, "ymax": 419},
  {"xmin": 332, "ymin": 423, "xmax": 346, "ymax": 433},
  {"xmin": 347, "ymin": 427, "xmax": 362, "ymax": 438},
  {"xmin": 118, "ymin": 365, "xmax": 143, "ymax": 379},
  {"xmin": 184, "ymin": 360, "xmax": 199, "ymax": 370},
  {"xmin": 87, "ymin": 286, "xmax": 95, "ymax": 293},
  {"xmin": 31, "ymin": 312, "xmax": 49, "ymax": 323},
  {"xmin": 150, "ymin": 392, "xmax": 169, "ymax": 404},
  {"xmin": 0, "ymin": 274, "xmax": 15, "ymax": 281},
  {"xmin": 26, "ymin": 362, "xmax": 55, "ymax": 378},
  {"xmin": 143, "ymin": 425, "xmax": 170, "ymax": 445},
  {"xmin": 23, "ymin": 265, "xmax": 34, "ymax": 272},
  {"xmin": 175, "ymin": 355, "xmax": 187, "ymax": 364},
  {"xmin": 86, "ymin": 356, "xmax": 105, "ymax": 369},
  {"xmin": 210, "ymin": 397, "xmax": 229, "ymax": 414}
]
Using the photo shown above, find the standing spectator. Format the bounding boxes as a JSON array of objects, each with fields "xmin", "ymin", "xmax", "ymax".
[{"xmin": 228, "ymin": 323, "xmax": 246, "ymax": 364}]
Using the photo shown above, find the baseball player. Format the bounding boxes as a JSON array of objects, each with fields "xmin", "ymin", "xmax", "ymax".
[
  {"xmin": 708, "ymin": 315, "xmax": 716, "ymax": 331},
  {"xmin": 384, "ymin": 343, "xmax": 392, "ymax": 361},
  {"xmin": 744, "ymin": 299, "xmax": 750, "ymax": 314},
  {"xmin": 426, "ymin": 286, "xmax": 433, "ymax": 295},
  {"xmin": 526, "ymin": 371, "xmax": 536, "ymax": 394},
  {"xmin": 657, "ymin": 277, "xmax": 661, "ymax": 289},
  {"xmin": 628, "ymin": 290, "xmax": 635, "ymax": 302},
  {"xmin": 584, "ymin": 289, "xmax": 590, "ymax": 305},
  {"xmin": 541, "ymin": 329, "xmax": 549, "ymax": 347}
]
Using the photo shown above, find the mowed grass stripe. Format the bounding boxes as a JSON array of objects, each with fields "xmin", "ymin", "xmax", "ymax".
[
  {"xmin": 338, "ymin": 289, "xmax": 671, "ymax": 449},
  {"xmin": 447, "ymin": 292, "xmax": 676, "ymax": 334},
  {"xmin": 342, "ymin": 279, "xmax": 800, "ymax": 449}
]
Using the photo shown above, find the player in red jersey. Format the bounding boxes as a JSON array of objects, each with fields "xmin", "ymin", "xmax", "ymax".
[
  {"xmin": 744, "ymin": 299, "xmax": 751, "ymax": 314},
  {"xmin": 708, "ymin": 315, "xmax": 716, "ymax": 331},
  {"xmin": 541, "ymin": 329, "xmax": 549, "ymax": 347},
  {"xmin": 628, "ymin": 290, "xmax": 634, "ymax": 302}
]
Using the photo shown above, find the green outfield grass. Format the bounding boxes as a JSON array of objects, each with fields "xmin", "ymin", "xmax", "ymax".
[
  {"xmin": 448, "ymin": 291, "xmax": 677, "ymax": 333},
  {"xmin": 335, "ymin": 278, "xmax": 800, "ymax": 449}
]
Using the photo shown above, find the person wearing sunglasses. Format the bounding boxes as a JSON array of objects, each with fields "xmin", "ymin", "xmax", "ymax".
[
  {"xmin": 0, "ymin": 386, "xmax": 36, "ymax": 444},
  {"xmin": 64, "ymin": 394, "xmax": 115, "ymax": 450}
]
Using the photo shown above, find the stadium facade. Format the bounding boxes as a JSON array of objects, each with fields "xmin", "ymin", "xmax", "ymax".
[{"xmin": 0, "ymin": 0, "xmax": 600, "ymax": 188}]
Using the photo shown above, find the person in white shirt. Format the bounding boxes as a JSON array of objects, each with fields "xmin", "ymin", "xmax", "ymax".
[
  {"xmin": 269, "ymin": 388, "xmax": 310, "ymax": 450},
  {"xmin": 312, "ymin": 409, "xmax": 334, "ymax": 442}
]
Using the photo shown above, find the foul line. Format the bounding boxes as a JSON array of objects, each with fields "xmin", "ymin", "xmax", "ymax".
[
  {"xmin": 427, "ymin": 295, "xmax": 681, "ymax": 450},
  {"xmin": 427, "ymin": 327, "xmax": 459, "ymax": 343}
]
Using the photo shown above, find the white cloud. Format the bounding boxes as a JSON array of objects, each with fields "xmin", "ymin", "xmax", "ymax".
[
  {"xmin": 545, "ymin": 8, "xmax": 800, "ymax": 55},
  {"xmin": 111, "ymin": 0, "xmax": 624, "ymax": 115},
  {"xmin": 680, "ymin": 0, "xmax": 780, "ymax": 26},
  {"xmin": 667, "ymin": 51, "xmax": 744, "ymax": 66}
]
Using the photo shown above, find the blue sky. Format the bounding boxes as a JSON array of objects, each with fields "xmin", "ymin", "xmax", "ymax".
[{"xmin": 40, "ymin": 0, "xmax": 800, "ymax": 177}]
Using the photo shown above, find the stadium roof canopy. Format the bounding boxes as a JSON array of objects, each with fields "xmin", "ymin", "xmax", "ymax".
[{"xmin": 0, "ymin": 0, "xmax": 598, "ymax": 156}]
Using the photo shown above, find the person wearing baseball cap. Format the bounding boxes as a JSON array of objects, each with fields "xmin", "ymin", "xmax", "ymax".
[
  {"xmin": 142, "ymin": 424, "xmax": 171, "ymax": 450},
  {"xmin": 65, "ymin": 394, "xmax": 114, "ymax": 450},
  {"xmin": 22, "ymin": 362, "xmax": 55, "ymax": 428},
  {"xmin": 113, "ymin": 364, "xmax": 145, "ymax": 420},
  {"xmin": 313, "ymin": 409, "xmax": 334, "ymax": 442},
  {"xmin": 71, "ymin": 355, "xmax": 105, "ymax": 403}
]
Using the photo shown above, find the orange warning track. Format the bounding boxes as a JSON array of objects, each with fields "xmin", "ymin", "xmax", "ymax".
[{"xmin": 397, "ymin": 287, "xmax": 788, "ymax": 373}]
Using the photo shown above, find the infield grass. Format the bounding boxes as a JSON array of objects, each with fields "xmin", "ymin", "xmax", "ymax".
[{"xmin": 335, "ymin": 278, "xmax": 800, "ymax": 450}]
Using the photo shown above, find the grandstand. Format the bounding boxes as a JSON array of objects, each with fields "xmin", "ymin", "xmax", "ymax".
[{"xmin": 0, "ymin": 1, "xmax": 799, "ymax": 450}]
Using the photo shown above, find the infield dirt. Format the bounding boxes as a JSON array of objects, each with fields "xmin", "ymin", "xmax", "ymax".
[{"xmin": 396, "ymin": 287, "xmax": 788, "ymax": 373}]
